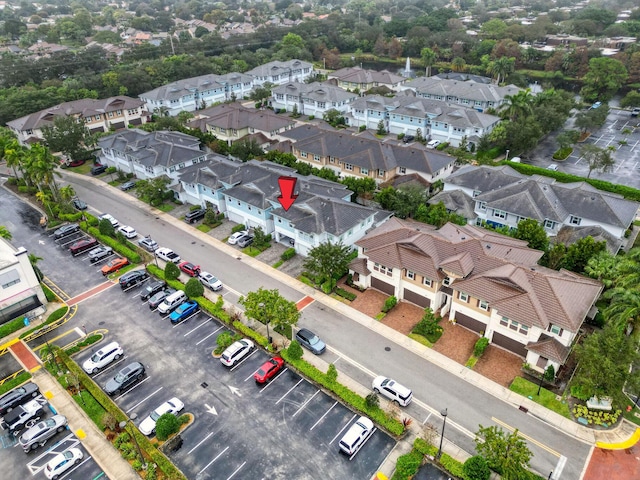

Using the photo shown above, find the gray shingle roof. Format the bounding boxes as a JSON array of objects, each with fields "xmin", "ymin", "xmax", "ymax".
[
  {"xmin": 246, "ymin": 59, "xmax": 313, "ymax": 77},
  {"xmin": 328, "ymin": 67, "xmax": 405, "ymax": 86},
  {"xmin": 138, "ymin": 72, "xmax": 252, "ymax": 102},
  {"xmin": 428, "ymin": 190, "xmax": 477, "ymax": 219},
  {"xmin": 406, "ymin": 76, "xmax": 522, "ymax": 103},
  {"xmin": 272, "ymin": 82, "xmax": 357, "ymax": 104},
  {"xmin": 445, "ymin": 165, "xmax": 525, "ymax": 192},
  {"xmin": 188, "ymin": 103, "xmax": 294, "ymax": 132}
]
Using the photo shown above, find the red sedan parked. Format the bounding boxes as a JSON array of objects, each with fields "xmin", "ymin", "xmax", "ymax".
[
  {"xmin": 179, "ymin": 261, "xmax": 201, "ymax": 277},
  {"xmin": 254, "ymin": 357, "xmax": 285, "ymax": 384}
]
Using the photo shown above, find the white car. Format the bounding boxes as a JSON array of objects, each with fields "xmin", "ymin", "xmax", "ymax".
[
  {"xmin": 82, "ymin": 341, "xmax": 124, "ymax": 374},
  {"xmin": 339, "ymin": 416, "xmax": 374, "ymax": 456},
  {"xmin": 98, "ymin": 213, "xmax": 119, "ymax": 227},
  {"xmin": 155, "ymin": 247, "xmax": 181, "ymax": 264},
  {"xmin": 44, "ymin": 447, "xmax": 83, "ymax": 479},
  {"xmin": 220, "ymin": 339, "xmax": 255, "ymax": 367},
  {"xmin": 427, "ymin": 139, "xmax": 440, "ymax": 149},
  {"xmin": 227, "ymin": 230, "xmax": 248, "ymax": 245},
  {"xmin": 372, "ymin": 376, "xmax": 413, "ymax": 406},
  {"xmin": 198, "ymin": 271, "xmax": 223, "ymax": 291},
  {"xmin": 117, "ymin": 225, "xmax": 137, "ymax": 239},
  {"xmin": 139, "ymin": 397, "xmax": 185, "ymax": 436}
]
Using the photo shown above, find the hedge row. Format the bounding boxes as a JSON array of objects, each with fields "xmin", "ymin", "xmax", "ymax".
[
  {"xmin": 86, "ymin": 226, "xmax": 142, "ymax": 264},
  {"xmin": 391, "ymin": 438, "xmax": 465, "ymax": 480},
  {"xmin": 0, "ymin": 316, "xmax": 28, "ymax": 340},
  {"xmin": 0, "ymin": 371, "xmax": 32, "ymax": 395}
]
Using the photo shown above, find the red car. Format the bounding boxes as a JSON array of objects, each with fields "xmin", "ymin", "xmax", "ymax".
[
  {"xmin": 69, "ymin": 237, "xmax": 98, "ymax": 255},
  {"xmin": 253, "ymin": 357, "xmax": 285, "ymax": 384},
  {"xmin": 101, "ymin": 257, "xmax": 129, "ymax": 275},
  {"xmin": 179, "ymin": 262, "xmax": 201, "ymax": 277}
]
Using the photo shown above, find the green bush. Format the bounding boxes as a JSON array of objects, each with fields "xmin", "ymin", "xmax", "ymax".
[
  {"xmin": 412, "ymin": 317, "xmax": 442, "ymax": 341},
  {"xmin": 335, "ymin": 288, "xmax": 357, "ymax": 301},
  {"xmin": 414, "ymin": 437, "xmax": 436, "ymax": 456},
  {"xmin": 58, "ymin": 212, "xmax": 84, "ymax": 222},
  {"xmin": 365, "ymin": 392, "xmax": 380, "ymax": 409},
  {"xmin": 86, "ymin": 227, "xmax": 141, "ymax": 263},
  {"xmin": 185, "ymin": 278, "xmax": 204, "ymax": 298},
  {"xmin": 155, "ymin": 413, "xmax": 180, "ymax": 441},
  {"xmin": 231, "ymin": 224, "xmax": 247, "ymax": 234},
  {"xmin": 327, "ymin": 363, "xmax": 338, "ymax": 383},
  {"xmin": 390, "ymin": 450, "xmax": 422, "ymax": 480},
  {"xmin": 287, "ymin": 340, "xmax": 303, "ymax": 360},
  {"xmin": 281, "ymin": 248, "xmax": 296, "ymax": 261},
  {"xmin": 0, "ymin": 316, "xmax": 29, "ymax": 340},
  {"xmin": 440, "ymin": 453, "xmax": 465, "ymax": 478},
  {"xmin": 0, "ymin": 371, "xmax": 31, "ymax": 395},
  {"xmin": 165, "ymin": 262, "xmax": 180, "ymax": 281},
  {"xmin": 98, "ymin": 218, "xmax": 116, "ymax": 237},
  {"xmin": 382, "ymin": 295, "xmax": 397, "ymax": 313},
  {"xmin": 464, "ymin": 455, "xmax": 491, "ymax": 480},
  {"xmin": 473, "ymin": 337, "xmax": 489, "ymax": 357},
  {"xmin": 42, "ymin": 283, "xmax": 58, "ymax": 302},
  {"xmin": 215, "ymin": 331, "xmax": 233, "ymax": 352}
]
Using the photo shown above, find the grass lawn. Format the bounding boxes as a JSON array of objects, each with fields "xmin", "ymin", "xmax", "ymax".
[
  {"xmin": 157, "ymin": 203, "xmax": 176, "ymax": 213},
  {"xmin": 408, "ymin": 333, "xmax": 433, "ymax": 348},
  {"xmin": 73, "ymin": 390, "xmax": 107, "ymax": 429},
  {"xmin": 243, "ymin": 246, "xmax": 261, "ymax": 257},
  {"xmin": 67, "ymin": 163, "xmax": 93, "ymax": 175},
  {"xmin": 510, "ymin": 377, "xmax": 571, "ymax": 418},
  {"xmin": 197, "ymin": 224, "xmax": 212, "ymax": 233},
  {"xmin": 623, "ymin": 406, "xmax": 640, "ymax": 426}
]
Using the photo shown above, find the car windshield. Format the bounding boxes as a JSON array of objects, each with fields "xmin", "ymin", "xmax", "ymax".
[
  {"xmin": 114, "ymin": 373, "xmax": 125, "ymax": 383},
  {"xmin": 257, "ymin": 368, "xmax": 266, "ymax": 376},
  {"xmin": 63, "ymin": 451, "xmax": 73, "ymax": 460},
  {"xmin": 90, "ymin": 352, "xmax": 101, "ymax": 362},
  {"xmin": 308, "ymin": 334, "xmax": 320, "ymax": 345},
  {"xmin": 44, "ymin": 418, "xmax": 55, "ymax": 427},
  {"xmin": 150, "ymin": 409, "xmax": 162, "ymax": 421}
]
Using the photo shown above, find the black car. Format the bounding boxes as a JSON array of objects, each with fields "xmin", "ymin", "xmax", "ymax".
[
  {"xmin": 88, "ymin": 246, "xmax": 113, "ymax": 263},
  {"xmin": 104, "ymin": 362, "xmax": 146, "ymax": 396},
  {"xmin": 0, "ymin": 382, "xmax": 40, "ymax": 415},
  {"xmin": 403, "ymin": 135, "xmax": 415, "ymax": 143},
  {"xmin": 184, "ymin": 208, "xmax": 206, "ymax": 224},
  {"xmin": 120, "ymin": 180, "xmax": 137, "ymax": 191},
  {"xmin": 148, "ymin": 288, "xmax": 176, "ymax": 310},
  {"xmin": 53, "ymin": 223, "xmax": 80, "ymax": 239},
  {"xmin": 237, "ymin": 234, "xmax": 254, "ymax": 248},
  {"xmin": 119, "ymin": 270, "xmax": 150, "ymax": 289},
  {"xmin": 91, "ymin": 164, "xmax": 108, "ymax": 175},
  {"xmin": 141, "ymin": 280, "xmax": 167, "ymax": 301},
  {"xmin": 72, "ymin": 198, "xmax": 87, "ymax": 210}
]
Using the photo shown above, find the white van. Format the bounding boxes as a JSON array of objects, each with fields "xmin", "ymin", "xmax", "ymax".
[
  {"xmin": 157, "ymin": 291, "xmax": 187, "ymax": 315},
  {"xmin": 339, "ymin": 416, "xmax": 374, "ymax": 456}
]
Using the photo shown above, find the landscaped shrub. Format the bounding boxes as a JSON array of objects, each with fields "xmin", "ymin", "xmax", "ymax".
[
  {"xmin": 0, "ymin": 371, "xmax": 31, "ymax": 395},
  {"xmin": 440, "ymin": 453, "xmax": 465, "ymax": 478},
  {"xmin": 572, "ymin": 404, "xmax": 622, "ymax": 425},
  {"xmin": 412, "ymin": 311, "xmax": 443, "ymax": 343},
  {"xmin": 98, "ymin": 218, "xmax": 116, "ymax": 237},
  {"xmin": 155, "ymin": 413, "xmax": 180, "ymax": 441},
  {"xmin": 0, "ymin": 316, "xmax": 30, "ymax": 340},
  {"xmin": 390, "ymin": 450, "xmax": 422, "ymax": 480},
  {"xmin": 335, "ymin": 287, "xmax": 357, "ymax": 301},
  {"xmin": 365, "ymin": 392, "xmax": 380, "ymax": 409},
  {"xmin": 42, "ymin": 283, "xmax": 57, "ymax": 302},
  {"xmin": 215, "ymin": 331, "xmax": 234, "ymax": 354},
  {"xmin": 281, "ymin": 248, "xmax": 296, "ymax": 261},
  {"xmin": 287, "ymin": 340, "xmax": 303, "ymax": 360},
  {"xmin": 86, "ymin": 227, "xmax": 141, "ymax": 263},
  {"xmin": 382, "ymin": 295, "xmax": 397, "ymax": 313},
  {"xmin": 463, "ymin": 455, "xmax": 491, "ymax": 480},
  {"xmin": 185, "ymin": 278, "xmax": 204, "ymax": 298},
  {"xmin": 473, "ymin": 337, "xmax": 489, "ymax": 357},
  {"xmin": 359, "ymin": 125, "xmax": 366, "ymax": 132},
  {"xmin": 231, "ymin": 224, "xmax": 247, "ymax": 234},
  {"xmin": 327, "ymin": 363, "xmax": 338, "ymax": 383},
  {"xmin": 165, "ymin": 261, "xmax": 180, "ymax": 281}
]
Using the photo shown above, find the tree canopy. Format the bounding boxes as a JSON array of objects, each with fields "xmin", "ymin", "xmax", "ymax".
[{"xmin": 239, "ymin": 287, "xmax": 300, "ymax": 333}]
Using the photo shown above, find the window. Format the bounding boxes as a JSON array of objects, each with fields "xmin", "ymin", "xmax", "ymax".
[
  {"xmin": 494, "ymin": 209, "xmax": 506, "ymax": 219},
  {"xmin": 509, "ymin": 320, "xmax": 519, "ymax": 331},
  {"xmin": 500, "ymin": 316, "xmax": 509, "ymax": 327},
  {"xmin": 423, "ymin": 277, "xmax": 432, "ymax": 287},
  {"xmin": 361, "ymin": 168, "xmax": 369, "ymax": 175},
  {"xmin": 549, "ymin": 325, "xmax": 563, "ymax": 336},
  {"xmin": 570, "ymin": 216, "xmax": 581, "ymax": 225},
  {"xmin": 459, "ymin": 292, "xmax": 469, "ymax": 302},
  {"xmin": 478, "ymin": 300, "xmax": 489, "ymax": 311},
  {"xmin": 443, "ymin": 277, "xmax": 452, "ymax": 286},
  {"xmin": 406, "ymin": 270, "xmax": 415, "ymax": 280},
  {"xmin": 472, "ymin": 190, "xmax": 481, "ymax": 198},
  {"xmin": 399, "ymin": 167, "xmax": 406, "ymax": 174},
  {"xmin": 373, "ymin": 263, "xmax": 393, "ymax": 277},
  {"xmin": 478, "ymin": 201, "xmax": 487, "ymax": 211},
  {"xmin": 301, "ymin": 151, "xmax": 307, "ymax": 158},
  {"xmin": 108, "ymin": 111, "xmax": 114, "ymax": 118},
  {"xmin": 345, "ymin": 164, "xmax": 353, "ymax": 171},
  {"xmin": 519, "ymin": 324, "xmax": 529, "ymax": 335},
  {"xmin": 314, "ymin": 154, "xmax": 320, "ymax": 162},
  {"xmin": 544, "ymin": 219, "xmax": 556, "ymax": 229},
  {"xmin": 329, "ymin": 156, "xmax": 336, "ymax": 164},
  {"xmin": 0, "ymin": 270, "xmax": 20, "ymax": 289}
]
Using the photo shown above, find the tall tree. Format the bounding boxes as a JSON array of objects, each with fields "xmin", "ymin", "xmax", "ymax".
[
  {"xmin": 500, "ymin": 89, "xmax": 534, "ymax": 122},
  {"xmin": 581, "ymin": 144, "xmax": 615, "ymax": 178},
  {"xmin": 239, "ymin": 287, "xmax": 300, "ymax": 334},
  {"xmin": 580, "ymin": 57, "xmax": 628, "ymax": 102},
  {"xmin": 303, "ymin": 241, "xmax": 353, "ymax": 292},
  {"xmin": 487, "ymin": 56, "xmax": 515, "ymax": 85},
  {"xmin": 420, "ymin": 47, "xmax": 437, "ymax": 77},
  {"xmin": 474, "ymin": 425, "xmax": 532, "ymax": 480},
  {"xmin": 512, "ymin": 219, "xmax": 549, "ymax": 252},
  {"xmin": 41, "ymin": 115, "xmax": 92, "ymax": 161}
]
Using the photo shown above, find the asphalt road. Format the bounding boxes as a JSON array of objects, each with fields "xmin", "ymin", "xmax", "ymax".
[{"xmin": 1, "ymin": 175, "xmax": 592, "ymax": 479}]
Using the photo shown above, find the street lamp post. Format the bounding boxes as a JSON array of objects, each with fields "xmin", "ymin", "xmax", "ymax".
[
  {"xmin": 437, "ymin": 408, "xmax": 448, "ymax": 459},
  {"xmin": 506, "ymin": 149, "xmax": 510, "ymax": 161},
  {"xmin": 119, "ymin": 413, "xmax": 144, "ymax": 467}
]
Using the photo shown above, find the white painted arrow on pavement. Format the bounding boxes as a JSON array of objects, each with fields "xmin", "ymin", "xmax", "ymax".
[
  {"xmin": 229, "ymin": 386, "xmax": 241, "ymax": 397},
  {"xmin": 204, "ymin": 403, "xmax": 218, "ymax": 415},
  {"xmin": 38, "ymin": 240, "xmax": 45, "ymax": 245}
]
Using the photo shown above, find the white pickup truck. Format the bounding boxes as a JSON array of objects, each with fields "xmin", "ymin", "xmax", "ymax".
[{"xmin": 1, "ymin": 399, "xmax": 46, "ymax": 435}]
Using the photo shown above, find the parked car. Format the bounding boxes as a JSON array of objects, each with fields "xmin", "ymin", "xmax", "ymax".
[
  {"xmin": 120, "ymin": 180, "xmax": 137, "ymax": 191},
  {"xmin": 104, "ymin": 362, "xmax": 146, "ymax": 396},
  {"xmin": 157, "ymin": 290, "xmax": 187, "ymax": 315},
  {"xmin": 91, "ymin": 164, "xmax": 107, "ymax": 175},
  {"xmin": 547, "ymin": 164, "xmax": 559, "ymax": 171},
  {"xmin": 53, "ymin": 223, "xmax": 79, "ymax": 239},
  {"xmin": 254, "ymin": 357, "xmax": 285, "ymax": 384},
  {"xmin": 227, "ymin": 230, "xmax": 248, "ymax": 245},
  {"xmin": 591, "ymin": 101, "xmax": 602, "ymax": 109},
  {"xmin": 0, "ymin": 382, "xmax": 40, "ymax": 415},
  {"xmin": 372, "ymin": 376, "xmax": 413, "ymax": 406},
  {"xmin": 141, "ymin": 280, "xmax": 167, "ymax": 301},
  {"xmin": 237, "ymin": 234, "xmax": 254, "ymax": 248},
  {"xmin": 198, "ymin": 271, "xmax": 223, "ymax": 291},
  {"xmin": 139, "ymin": 398, "xmax": 185, "ymax": 436},
  {"xmin": 101, "ymin": 257, "xmax": 129, "ymax": 276},
  {"xmin": 155, "ymin": 247, "xmax": 181, "ymax": 264},
  {"xmin": 179, "ymin": 261, "xmax": 201, "ymax": 277},
  {"xmin": 117, "ymin": 225, "xmax": 137, "ymax": 239},
  {"xmin": 88, "ymin": 245, "xmax": 113, "ymax": 263},
  {"xmin": 1, "ymin": 399, "xmax": 45, "ymax": 434},
  {"xmin": 427, "ymin": 139, "xmax": 440, "ymax": 149},
  {"xmin": 138, "ymin": 236, "xmax": 159, "ymax": 252},
  {"xmin": 169, "ymin": 300, "xmax": 200, "ymax": 324},
  {"xmin": 44, "ymin": 447, "xmax": 83, "ymax": 479},
  {"xmin": 98, "ymin": 213, "xmax": 119, "ymax": 227},
  {"xmin": 220, "ymin": 339, "xmax": 255, "ymax": 367},
  {"xmin": 19, "ymin": 415, "xmax": 68, "ymax": 453},
  {"xmin": 339, "ymin": 416, "xmax": 374, "ymax": 456},
  {"xmin": 295, "ymin": 328, "xmax": 326, "ymax": 355},
  {"xmin": 69, "ymin": 238, "xmax": 98, "ymax": 255},
  {"xmin": 119, "ymin": 270, "xmax": 149, "ymax": 289},
  {"xmin": 184, "ymin": 208, "xmax": 206, "ymax": 224},
  {"xmin": 148, "ymin": 288, "xmax": 176, "ymax": 310},
  {"xmin": 402, "ymin": 135, "xmax": 415, "ymax": 143},
  {"xmin": 632, "ymin": 107, "xmax": 640, "ymax": 117},
  {"xmin": 82, "ymin": 341, "xmax": 124, "ymax": 374},
  {"xmin": 71, "ymin": 198, "xmax": 87, "ymax": 210}
]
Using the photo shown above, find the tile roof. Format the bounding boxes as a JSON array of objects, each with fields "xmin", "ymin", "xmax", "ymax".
[
  {"xmin": 272, "ymin": 82, "xmax": 358, "ymax": 104},
  {"xmin": 526, "ymin": 335, "xmax": 571, "ymax": 363},
  {"xmin": 188, "ymin": 102, "xmax": 294, "ymax": 132},
  {"xmin": 356, "ymin": 218, "xmax": 602, "ymax": 332}
]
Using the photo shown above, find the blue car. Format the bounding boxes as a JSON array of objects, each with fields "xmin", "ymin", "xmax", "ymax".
[{"xmin": 169, "ymin": 300, "xmax": 200, "ymax": 324}]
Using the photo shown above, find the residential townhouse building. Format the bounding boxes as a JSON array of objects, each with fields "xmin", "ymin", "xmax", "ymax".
[
  {"xmin": 187, "ymin": 102, "xmax": 297, "ymax": 145},
  {"xmin": 139, "ymin": 73, "xmax": 254, "ymax": 116},
  {"xmin": 97, "ymin": 129, "xmax": 207, "ymax": 183},
  {"xmin": 246, "ymin": 59, "xmax": 314, "ymax": 86},
  {"xmin": 270, "ymin": 82, "xmax": 358, "ymax": 116},
  {"xmin": 348, "ymin": 94, "xmax": 500, "ymax": 148},
  {"xmin": 328, "ymin": 67, "xmax": 407, "ymax": 92},
  {"xmin": 279, "ymin": 125, "xmax": 456, "ymax": 184},
  {"xmin": 176, "ymin": 157, "xmax": 388, "ymax": 255},
  {"xmin": 349, "ymin": 218, "xmax": 602, "ymax": 372},
  {"xmin": 7, "ymin": 96, "xmax": 148, "ymax": 146},
  {"xmin": 405, "ymin": 76, "xmax": 521, "ymax": 113},
  {"xmin": 437, "ymin": 165, "xmax": 639, "ymax": 251},
  {"xmin": 0, "ymin": 239, "xmax": 47, "ymax": 325}
]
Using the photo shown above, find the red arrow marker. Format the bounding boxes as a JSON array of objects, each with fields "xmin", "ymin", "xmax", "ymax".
[{"xmin": 277, "ymin": 176, "xmax": 298, "ymax": 211}]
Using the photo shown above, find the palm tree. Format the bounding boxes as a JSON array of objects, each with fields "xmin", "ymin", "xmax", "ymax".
[
  {"xmin": 28, "ymin": 144, "xmax": 61, "ymax": 201},
  {"xmin": 451, "ymin": 57, "xmax": 467, "ymax": 72},
  {"xmin": 0, "ymin": 225, "xmax": 11, "ymax": 240},
  {"xmin": 420, "ymin": 47, "xmax": 437, "ymax": 77},
  {"xmin": 59, "ymin": 185, "xmax": 76, "ymax": 203},
  {"xmin": 487, "ymin": 56, "xmax": 515, "ymax": 85},
  {"xmin": 603, "ymin": 288, "xmax": 640, "ymax": 333},
  {"xmin": 28, "ymin": 253, "xmax": 44, "ymax": 282},
  {"xmin": 500, "ymin": 89, "xmax": 534, "ymax": 122},
  {"xmin": 3, "ymin": 138, "xmax": 26, "ymax": 181}
]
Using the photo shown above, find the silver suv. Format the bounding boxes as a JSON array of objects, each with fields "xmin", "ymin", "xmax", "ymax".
[{"xmin": 19, "ymin": 415, "xmax": 68, "ymax": 452}]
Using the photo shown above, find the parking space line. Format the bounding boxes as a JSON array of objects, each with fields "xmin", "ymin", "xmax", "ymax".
[
  {"xmin": 113, "ymin": 376, "xmax": 151, "ymax": 401},
  {"xmin": 349, "ymin": 427, "xmax": 376, "ymax": 461},
  {"xmin": 292, "ymin": 390, "xmax": 320, "ymax": 418},
  {"xmin": 187, "ymin": 431, "xmax": 215, "ymax": 455},
  {"xmin": 184, "ymin": 318, "xmax": 211, "ymax": 337},
  {"xmin": 257, "ymin": 369, "xmax": 288, "ymax": 392},
  {"xmin": 310, "ymin": 401, "xmax": 338, "ymax": 431},
  {"xmin": 330, "ymin": 414, "xmax": 357, "ymax": 445},
  {"xmin": 328, "ymin": 346, "xmax": 378, "ymax": 377},
  {"xmin": 230, "ymin": 349, "xmax": 259, "ymax": 371},
  {"xmin": 26, "ymin": 433, "xmax": 77, "ymax": 465},
  {"xmin": 244, "ymin": 368, "xmax": 260, "ymax": 382},
  {"xmin": 195, "ymin": 325, "xmax": 223, "ymax": 345},
  {"xmin": 126, "ymin": 386, "xmax": 163, "ymax": 414},
  {"xmin": 198, "ymin": 446, "xmax": 229, "ymax": 475},
  {"xmin": 92, "ymin": 356, "xmax": 128, "ymax": 378},
  {"xmin": 226, "ymin": 461, "xmax": 246, "ymax": 480},
  {"xmin": 422, "ymin": 412, "xmax": 432, "ymax": 425},
  {"xmin": 275, "ymin": 378, "xmax": 304, "ymax": 405}
]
